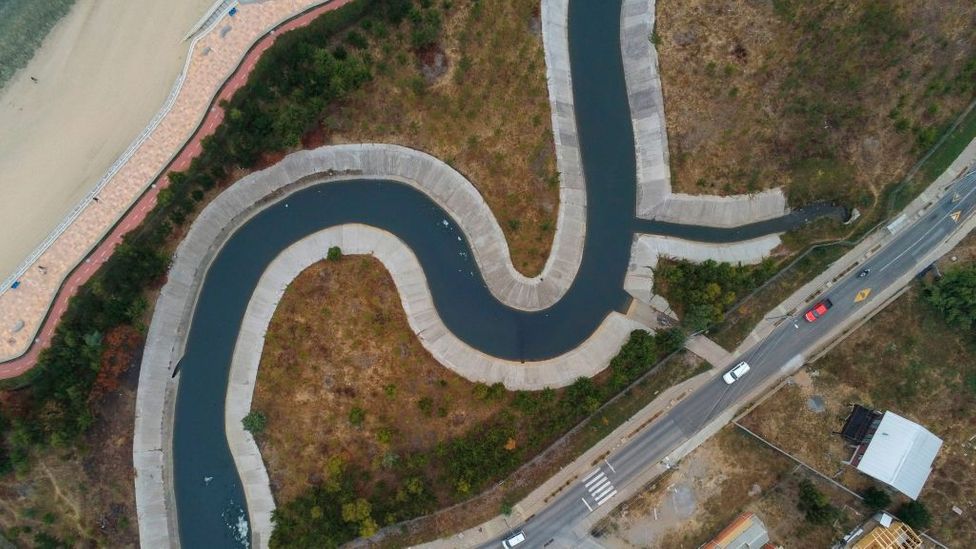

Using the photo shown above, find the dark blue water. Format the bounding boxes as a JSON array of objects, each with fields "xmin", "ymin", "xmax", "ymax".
[{"xmin": 170, "ymin": 0, "xmax": 843, "ymax": 546}]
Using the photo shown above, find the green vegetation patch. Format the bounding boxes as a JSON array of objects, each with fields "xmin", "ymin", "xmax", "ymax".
[
  {"xmin": 654, "ymin": 258, "xmax": 778, "ymax": 331},
  {"xmin": 268, "ymin": 329, "xmax": 687, "ymax": 547},
  {"xmin": 0, "ymin": 0, "xmax": 413, "ymax": 481},
  {"xmin": 923, "ymin": 263, "xmax": 976, "ymax": 332}
]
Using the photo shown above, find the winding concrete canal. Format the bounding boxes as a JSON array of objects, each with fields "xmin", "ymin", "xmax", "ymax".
[{"xmin": 158, "ymin": 0, "xmax": 841, "ymax": 546}]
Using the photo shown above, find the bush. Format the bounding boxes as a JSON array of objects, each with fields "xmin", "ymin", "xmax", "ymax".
[
  {"xmin": 861, "ymin": 486, "xmax": 891, "ymax": 511},
  {"xmin": 797, "ymin": 479, "xmax": 842, "ymax": 524},
  {"xmin": 417, "ymin": 397, "xmax": 434, "ymax": 416},
  {"xmin": 924, "ymin": 265, "xmax": 976, "ymax": 330},
  {"xmin": 896, "ymin": 500, "xmax": 931, "ymax": 530},
  {"xmin": 242, "ymin": 411, "xmax": 268, "ymax": 434},
  {"xmin": 345, "ymin": 30, "xmax": 368, "ymax": 49},
  {"xmin": 348, "ymin": 407, "xmax": 366, "ymax": 427},
  {"xmin": 328, "ymin": 246, "xmax": 343, "ymax": 261},
  {"xmin": 655, "ymin": 259, "xmax": 777, "ymax": 331}
]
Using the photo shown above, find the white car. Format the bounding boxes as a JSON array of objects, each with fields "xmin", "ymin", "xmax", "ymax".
[
  {"xmin": 723, "ymin": 361, "xmax": 751, "ymax": 385},
  {"xmin": 503, "ymin": 531, "xmax": 526, "ymax": 547}
]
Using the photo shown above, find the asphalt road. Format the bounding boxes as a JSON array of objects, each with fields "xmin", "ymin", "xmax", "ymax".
[{"xmin": 482, "ymin": 167, "xmax": 976, "ymax": 549}]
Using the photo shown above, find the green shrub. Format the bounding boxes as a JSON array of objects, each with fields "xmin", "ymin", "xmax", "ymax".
[
  {"xmin": 327, "ymin": 246, "xmax": 343, "ymax": 261},
  {"xmin": 345, "ymin": 30, "xmax": 368, "ymax": 49},
  {"xmin": 655, "ymin": 259, "xmax": 777, "ymax": 331},
  {"xmin": 797, "ymin": 479, "xmax": 842, "ymax": 524},
  {"xmin": 242, "ymin": 411, "xmax": 268, "ymax": 434},
  {"xmin": 861, "ymin": 486, "xmax": 891, "ymax": 511},
  {"xmin": 417, "ymin": 397, "xmax": 434, "ymax": 416},
  {"xmin": 924, "ymin": 265, "xmax": 976, "ymax": 330},
  {"xmin": 896, "ymin": 500, "xmax": 931, "ymax": 530},
  {"xmin": 348, "ymin": 407, "xmax": 366, "ymax": 427}
]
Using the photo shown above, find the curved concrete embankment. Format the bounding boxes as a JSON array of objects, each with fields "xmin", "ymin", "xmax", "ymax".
[
  {"xmin": 620, "ymin": 0, "xmax": 790, "ymax": 226},
  {"xmin": 133, "ymin": 140, "xmax": 609, "ymax": 547},
  {"xmin": 225, "ymin": 224, "xmax": 645, "ymax": 544},
  {"xmin": 137, "ymin": 0, "xmax": 809, "ymax": 546}
]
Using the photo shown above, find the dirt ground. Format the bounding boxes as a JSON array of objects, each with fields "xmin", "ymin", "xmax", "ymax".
[
  {"xmin": 0, "ymin": 358, "xmax": 139, "ymax": 546},
  {"xmin": 656, "ymin": 0, "xmax": 976, "ymax": 209},
  {"xmin": 594, "ymin": 427, "xmax": 861, "ymax": 548},
  {"xmin": 252, "ymin": 256, "xmax": 509, "ymax": 504},
  {"xmin": 740, "ymin": 257, "xmax": 976, "ymax": 546},
  {"xmin": 330, "ymin": 0, "xmax": 557, "ymax": 275}
]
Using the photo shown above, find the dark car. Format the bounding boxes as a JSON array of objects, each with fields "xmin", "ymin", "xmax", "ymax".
[{"xmin": 804, "ymin": 298, "xmax": 833, "ymax": 322}]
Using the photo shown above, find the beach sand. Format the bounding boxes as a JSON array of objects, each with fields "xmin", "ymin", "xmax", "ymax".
[{"xmin": 0, "ymin": 0, "xmax": 214, "ymax": 280}]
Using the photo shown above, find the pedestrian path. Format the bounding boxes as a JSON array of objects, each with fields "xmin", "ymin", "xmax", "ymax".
[
  {"xmin": 581, "ymin": 466, "xmax": 618, "ymax": 511},
  {"xmin": 0, "ymin": 0, "xmax": 346, "ymax": 370}
]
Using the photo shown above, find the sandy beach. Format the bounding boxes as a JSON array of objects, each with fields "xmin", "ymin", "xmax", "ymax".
[{"xmin": 0, "ymin": 0, "xmax": 214, "ymax": 280}]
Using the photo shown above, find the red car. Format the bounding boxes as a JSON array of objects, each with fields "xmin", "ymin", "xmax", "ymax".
[{"xmin": 804, "ymin": 298, "xmax": 833, "ymax": 322}]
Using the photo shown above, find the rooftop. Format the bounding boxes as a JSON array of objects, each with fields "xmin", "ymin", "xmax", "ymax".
[
  {"xmin": 855, "ymin": 411, "xmax": 942, "ymax": 500},
  {"xmin": 701, "ymin": 512, "xmax": 776, "ymax": 549},
  {"xmin": 839, "ymin": 512, "xmax": 922, "ymax": 549}
]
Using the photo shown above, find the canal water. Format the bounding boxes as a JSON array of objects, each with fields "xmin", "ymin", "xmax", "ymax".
[{"xmin": 170, "ymin": 0, "xmax": 843, "ymax": 545}]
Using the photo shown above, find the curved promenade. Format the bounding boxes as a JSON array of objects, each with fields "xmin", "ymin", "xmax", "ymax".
[{"xmin": 0, "ymin": 0, "xmax": 346, "ymax": 369}]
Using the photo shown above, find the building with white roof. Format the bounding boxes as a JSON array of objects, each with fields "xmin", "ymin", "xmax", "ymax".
[{"xmin": 844, "ymin": 410, "xmax": 943, "ymax": 500}]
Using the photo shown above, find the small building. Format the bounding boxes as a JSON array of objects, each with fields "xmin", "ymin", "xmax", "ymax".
[
  {"xmin": 700, "ymin": 512, "xmax": 776, "ymax": 549},
  {"xmin": 839, "ymin": 404, "xmax": 883, "ymax": 445},
  {"xmin": 836, "ymin": 512, "xmax": 922, "ymax": 549},
  {"xmin": 839, "ymin": 407, "xmax": 942, "ymax": 500}
]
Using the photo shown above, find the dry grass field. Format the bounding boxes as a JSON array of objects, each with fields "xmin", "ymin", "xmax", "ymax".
[
  {"xmin": 328, "ymin": 0, "xmax": 557, "ymax": 275},
  {"xmin": 657, "ymin": 0, "xmax": 976, "ymax": 209}
]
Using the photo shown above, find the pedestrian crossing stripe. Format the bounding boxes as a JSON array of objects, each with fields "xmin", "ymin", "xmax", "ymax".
[
  {"xmin": 582, "ymin": 468, "xmax": 618, "ymax": 508},
  {"xmin": 855, "ymin": 288, "xmax": 871, "ymax": 303}
]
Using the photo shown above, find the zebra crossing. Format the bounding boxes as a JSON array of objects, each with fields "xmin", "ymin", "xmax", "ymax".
[{"xmin": 580, "ymin": 466, "xmax": 617, "ymax": 511}]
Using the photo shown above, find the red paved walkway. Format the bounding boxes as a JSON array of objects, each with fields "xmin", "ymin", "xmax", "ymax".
[{"xmin": 0, "ymin": 0, "xmax": 352, "ymax": 378}]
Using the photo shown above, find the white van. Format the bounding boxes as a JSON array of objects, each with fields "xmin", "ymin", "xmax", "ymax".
[{"xmin": 503, "ymin": 530, "xmax": 526, "ymax": 547}]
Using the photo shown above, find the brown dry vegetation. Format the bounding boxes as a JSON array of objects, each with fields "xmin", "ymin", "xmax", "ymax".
[
  {"xmin": 0, "ymin": 362, "xmax": 139, "ymax": 546},
  {"xmin": 741, "ymin": 280, "xmax": 976, "ymax": 545},
  {"xmin": 596, "ymin": 427, "xmax": 858, "ymax": 548},
  {"xmin": 252, "ymin": 257, "xmax": 505, "ymax": 504},
  {"xmin": 329, "ymin": 0, "xmax": 557, "ymax": 275},
  {"xmin": 657, "ymin": 0, "xmax": 976, "ymax": 208}
]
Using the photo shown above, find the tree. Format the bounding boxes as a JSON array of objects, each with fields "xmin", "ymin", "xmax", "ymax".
[
  {"xmin": 797, "ymin": 479, "xmax": 841, "ymax": 524},
  {"xmin": 341, "ymin": 498, "xmax": 377, "ymax": 538},
  {"xmin": 861, "ymin": 486, "xmax": 891, "ymax": 512},
  {"xmin": 90, "ymin": 325, "xmax": 143, "ymax": 403},
  {"xmin": 896, "ymin": 500, "xmax": 931, "ymax": 530},
  {"xmin": 242, "ymin": 410, "xmax": 267, "ymax": 434},
  {"xmin": 924, "ymin": 266, "xmax": 976, "ymax": 330}
]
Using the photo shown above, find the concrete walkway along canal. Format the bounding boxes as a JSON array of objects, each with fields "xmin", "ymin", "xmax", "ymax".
[{"xmin": 134, "ymin": 0, "xmax": 843, "ymax": 546}]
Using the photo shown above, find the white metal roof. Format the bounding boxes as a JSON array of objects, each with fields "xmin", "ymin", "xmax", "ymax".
[{"xmin": 856, "ymin": 411, "xmax": 943, "ymax": 499}]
